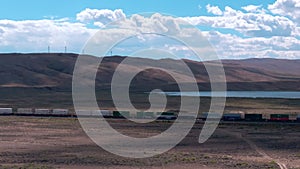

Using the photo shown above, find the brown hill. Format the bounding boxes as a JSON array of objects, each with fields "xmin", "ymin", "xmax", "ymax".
[{"xmin": 0, "ymin": 53, "xmax": 299, "ymax": 91}]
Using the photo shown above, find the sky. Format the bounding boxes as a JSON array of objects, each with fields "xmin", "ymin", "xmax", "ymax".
[{"xmin": 0, "ymin": 0, "xmax": 299, "ymax": 59}]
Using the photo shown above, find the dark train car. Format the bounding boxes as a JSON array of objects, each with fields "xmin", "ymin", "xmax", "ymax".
[
  {"xmin": 113, "ymin": 111, "xmax": 130, "ymax": 118},
  {"xmin": 200, "ymin": 112, "xmax": 222, "ymax": 121},
  {"xmin": 100, "ymin": 110, "xmax": 113, "ymax": 118},
  {"xmin": 245, "ymin": 114, "xmax": 263, "ymax": 121},
  {"xmin": 157, "ymin": 112, "xmax": 177, "ymax": 120},
  {"xmin": 222, "ymin": 113, "xmax": 242, "ymax": 121},
  {"xmin": 270, "ymin": 114, "xmax": 289, "ymax": 121}
]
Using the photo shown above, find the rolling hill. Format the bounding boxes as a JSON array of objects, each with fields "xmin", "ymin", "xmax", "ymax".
[{"xmin": 0, "ymin": 53, "xmax": 299, "ymax": 92}]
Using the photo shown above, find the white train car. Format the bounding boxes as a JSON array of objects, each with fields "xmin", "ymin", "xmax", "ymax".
[
  {"xmin": 35, "ymin": 109, "xmax": 51, "ymax": 116},
  {"xmin": 90, "ymin": 110, "xmax": 102, "ymax": 117},
  {"xmin": 16, "ymin": 108, "xmax": 33, "ymax": 115},
  {"xmin": 263, "ymin": 113, "xmax": 271, "ymax": 121},
  {"xmin": 0, "ymin": 108, "xmax": 13, "ymax": 115},
  {"xmin": 136, "ymin": 112, "xmax": 156, "ymax": 119},
  {"xmin": 52, "ymin": 109, "xmax": 69, "ymax": 116},
  {"xmin": 179, "ymin": 112, "xmax": 198, "ymax": 119},
  {"xmin": 288, "ymin": 112, "xmax": 298, "ymax": 121},
  {"xmin": 75, "ymin": 110, "xmax": 89, "ymax": 117},
  {"xmin": 76, "ymin": 109, "xmax": 101, "ymax": 117}
]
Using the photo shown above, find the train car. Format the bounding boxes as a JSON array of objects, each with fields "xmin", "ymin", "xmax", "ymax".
[
  {"xmin": 270, "ymin": 114, "xmax": 289, "ymax": 121},
  {"xmin": 35, "ymin": 109, "xmax": 51, "ymax": 116},
  {"xmin": 0, "ymin": 108, "xmax": 13, "ymax": 115},
  {"xmin": 100, "ymin": 110, "xmax": 113, "ymax": 118},
  {"xmin": 179, "ymin": 112, "xmax": 197, "ymax": 119},
  {"xmin": 89, "ymin": 110, "xmax": 102, "ymax": 117},
  {"xmin": 113, "ymin": 111, "xmax": 130, "ymax": 118},
  {"xmin": 262, "ymin": 113, "xmax": 270, "ymax": 121},
  {"xmin": 199, "ymin": 112, "xmax": 222, "ymax": 121},
  {"xmin": 75, "ymin": 110, "xmax": 98, "ymax": 117},
  {"xmin": 52, "ymin": 109, "xmax": 69, "ymax": 116},
  {"xmin": 16, "ymin": 108, "xmax": 34, "ymax": 115},
  {"xmin": 136, "ymin": 112, "xmax": 156, "ymax": 119},
  {"xmin": 288, "ymin": 112, "xmax": 298, "ymax": 122},
  {"xmin": 245, "ymin": 114, "xmax": 263, "ymax": 121},
  {"xmin": 75, "ymin": 110, "xmax": 90, "ymax": 117},
  {"xmin": 230, "ymin": 111, "xmax": 245, "ymax": 119},
  {"xmin": 75, "ymin": 109, "xmax": 113, "ymax": 118},
  {"xmin": 222, "ymin": 113, "xmax": 242, "ymax": 121},
  {"xmin": 156, "ymin": 112, "xmax": 177, "ymax": 120}
]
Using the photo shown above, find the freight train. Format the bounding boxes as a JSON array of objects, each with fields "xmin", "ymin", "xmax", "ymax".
[
  {"xmin": 0, "ymin": 107, "xmax": 299, "ymax": 122},
  {"xmin": 199, "ymin": 112, "xmax": 300, "ymax": 122}
]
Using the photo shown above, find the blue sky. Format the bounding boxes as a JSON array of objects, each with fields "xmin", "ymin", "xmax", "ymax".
[
  {"xmin": 0, "ymin": 0, "xmax": 276, "ymax": 19},
  {"xmin": 0, "ymin": 0, "xmax": 299, "ymax": 59}
]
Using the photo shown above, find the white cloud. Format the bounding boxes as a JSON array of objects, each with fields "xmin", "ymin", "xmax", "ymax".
[
  {"xmin": 84, "ymin": 12, "xmax": 300, "ymax": 60},
  {"xmin": 268, "ymin": 0, "xmax": 300, "ymax": 24},
  {"xmin": 76, "ymin": 8, "xmax": 126, "ymax": 26},
  {"xmin": 203, "ymin": 31, "xmax": 300, "ymax": 59},
  {"xmin": 206, "ymin": 4, "xmax": 223, "ymax": 15},
  {"xmin": 0, "ymin": 19, "xmax": 95, "ymax": 53},
  {"xmin": 183, "ymin": 6, "xmax": 299, "ymax": 37},
  {"xmin": 108, "ymin": 13, "xmax": 182, "ymax": 35},
  {"xmin": 242, "ymin": 5, "xmax": 265, "ymax": 13}
]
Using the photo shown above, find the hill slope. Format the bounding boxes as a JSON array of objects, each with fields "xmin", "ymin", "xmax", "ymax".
[{"xmin": 0, "ymin": 53, "xmax": 299, "ymax": 91}]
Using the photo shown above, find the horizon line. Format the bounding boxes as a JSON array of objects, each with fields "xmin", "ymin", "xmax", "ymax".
[{"xmin": 0, "ymin": 52, "xmax": 299, "ymax": 61}]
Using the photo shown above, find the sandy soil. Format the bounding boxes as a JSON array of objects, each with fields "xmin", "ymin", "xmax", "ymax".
[{"xmin": 0, "ymin": 117, "xmax": 299, "ymax": 169}]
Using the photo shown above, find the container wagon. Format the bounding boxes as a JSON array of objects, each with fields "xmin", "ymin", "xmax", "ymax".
[
  {"xmin": 200, "ymin": 112, "xmax": 222, "ymax": 121},
  {"xmin": 245, "ymin": 114, "xmax": 263, "ymax": 121},
  {"xmin": 89, "ymin": 110, "xmax": 101, "ymax": 117},
  {"xmin": 35, "ymin": 109, "xmax": 51, "ymax": 116},
  {"xmin": 75, "ymin": 110, "xmax": 101, "ymax": 117},
  {"xmin": 156, "ymin": 112, "xmax": 177, "ymax": 120},
  {"xmin": 113, "ymin": 111, "xmax": 130, "ymax": 118},
  {"xmin": 100, "ymin": 110, "xmax": 113, "ymax": 118},
  {"xmin": 16, "ymin": 108, "xmax": 33, "ymax": 115},
  {"xmin": 52, "ymin": 109, "xmax": 69, "ymax": 116},
  {"xmin": 288, "ymin": 112, "xmax": 298, "ymax": 122},
  {"xmin": 179, "ymin": 112, "xmax": 197, "ymax": 119},
  {"xmin": 262, "ymin": 114, "xmax": 270, "ymax": 121},
  {"xmin": 136, "ymin": 112, "xmax": 155, "ymax": 119},
  {"xmin": 0, "ymin": 108, "xmax": 13, "ymax": 115},
  {"xmin": 270, "ymin": 114, "xmax": 289, "ymax": 121},
  {"xmin": 222, "ymin": 113, "xmax": 242, "ymax": 121},
  {"xmin": 76, "ymin": 110, "xmax": 90, "ymax": 117}
]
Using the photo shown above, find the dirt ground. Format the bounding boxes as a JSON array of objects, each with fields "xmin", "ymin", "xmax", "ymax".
[{"xmin": 0, "ymin": 116, "xmax": 299, "ymax": 169}]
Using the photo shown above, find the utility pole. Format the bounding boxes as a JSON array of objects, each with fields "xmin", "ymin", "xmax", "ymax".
[
  {"xmin": 48, "ymin": 46, "xmax": 50, "ymax": 53},
  {"xmin": 64, "ymin": 46, "xmax": 67, "ymax": 53}
]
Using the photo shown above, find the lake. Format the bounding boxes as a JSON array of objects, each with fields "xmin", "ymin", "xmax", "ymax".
[{"xmin": 162, "ymin": 91, "xmax": 300, "ymax": 99}]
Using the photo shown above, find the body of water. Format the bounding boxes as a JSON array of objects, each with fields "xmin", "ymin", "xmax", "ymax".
[{"xmin": 162, "ymin": 91, "xmax": 300, "ymax": 99}]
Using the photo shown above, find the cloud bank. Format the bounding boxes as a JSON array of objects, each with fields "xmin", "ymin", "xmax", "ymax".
[{"xmin": 0, "ymin": 0, "xmax": 299, "ymax": 60}]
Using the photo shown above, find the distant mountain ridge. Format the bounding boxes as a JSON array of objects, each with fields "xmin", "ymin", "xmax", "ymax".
[{"xmin": 0, "ymin": 53, "xmax": 299, "ymax": 91}]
